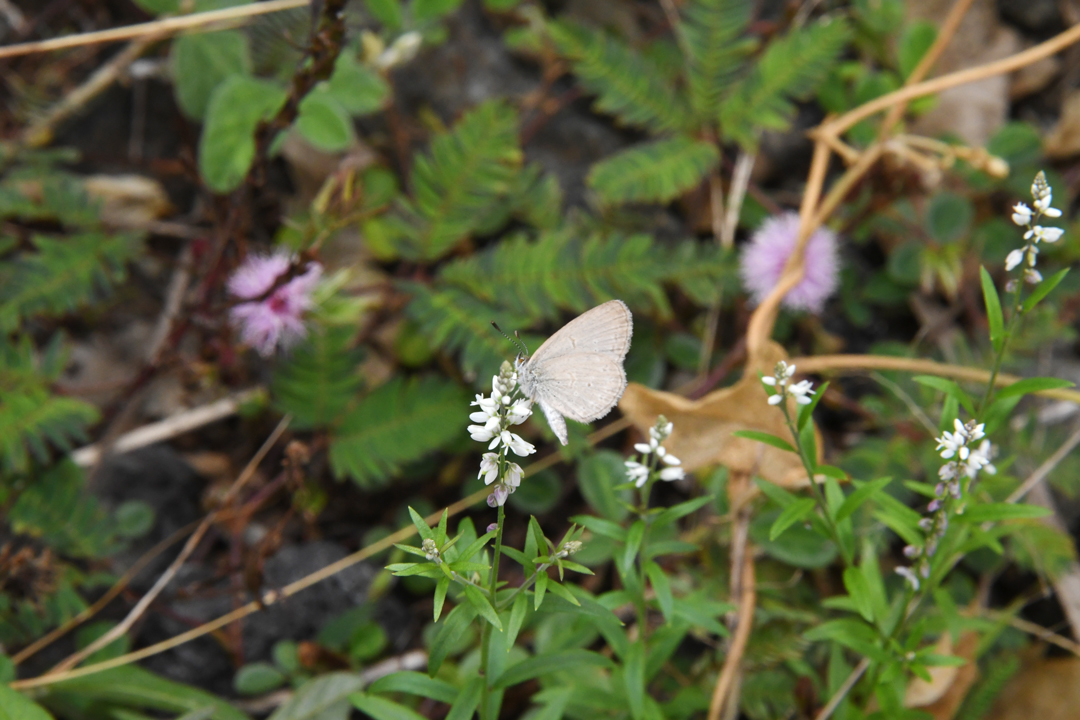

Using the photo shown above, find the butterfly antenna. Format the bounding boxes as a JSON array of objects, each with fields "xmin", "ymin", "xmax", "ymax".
[{"xmin": 491, "ymin": 321, "xmax": 529, "ymax": 356}]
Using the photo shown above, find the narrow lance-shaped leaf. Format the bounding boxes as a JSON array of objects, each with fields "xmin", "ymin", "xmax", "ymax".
[{"xmin": 980, "ymin": 266, "xmax": 1005, "ymax": 353}]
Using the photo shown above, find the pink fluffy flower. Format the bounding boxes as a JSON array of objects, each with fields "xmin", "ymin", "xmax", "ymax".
[
  {"xmin": 739, "ymin": 212, "xmax": 840, "ymax": 313},
  {"xmin": 227, "ymin": 251, "xmax": 322, "ymax": 356}
]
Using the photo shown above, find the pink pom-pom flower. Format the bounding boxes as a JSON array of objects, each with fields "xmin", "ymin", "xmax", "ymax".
[
  {"xmin": 227, "ymin": 251, "xmax": 322, "ymax": 356},
  {"xmin": 739, "ymin": 212, "xmax": 840, "ymax": 313}
]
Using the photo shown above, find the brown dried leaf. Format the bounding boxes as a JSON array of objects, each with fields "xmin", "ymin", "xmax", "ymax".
[
  {"xmin": 904, "ymin": 632, "xmax": 981, "ymax": 717},
  {"xmin": 618, "ymin": 340, "xmax": 819, "ymax": 488},
  {"xmin": 985, "ymin": 656, "xmax": 1080, "ymax": 720}
]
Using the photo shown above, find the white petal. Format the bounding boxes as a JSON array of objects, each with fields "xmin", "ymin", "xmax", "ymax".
[{"xmin": 634, "ymin": 443, "xmax": 652, "ymax": 454}]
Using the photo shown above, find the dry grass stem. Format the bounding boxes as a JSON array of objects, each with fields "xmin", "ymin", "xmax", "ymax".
[
  {"xmin": 71, "ymin": 389, "xmax": 263, "ymax": 467},
  {"xmin": 707, "ymin": 547, "xmax": 756, "ymax": 720},
  {"xmin": 0, "ymin": 0, "xmax": 306, "ymax": 59},
  {"xmin": 47, "ymin": 415, "xmax": 292, "ymax": 674}
]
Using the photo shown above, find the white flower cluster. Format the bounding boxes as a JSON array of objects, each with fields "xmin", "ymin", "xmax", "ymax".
[
  {"xmin": 1007, "ymin": 171, "xmax": 1064, "ymax": 284},
  {"xmin": 896, "ymin": 419, "xmax": 998, "ymax": 592},
  {"xmin": 762, "ymin": 361, "xmax": 814, "ymax": 406},
  {"xmin": 935, "ymin": 419, "xmax": 996, "ymax": 488},
  {"xmin": 468, "ymin": 362, "xmax": 536, "ymax": 507},
  {"xmin": 625, "ymin": 417, "xmax": 685, "ymax": 488}
]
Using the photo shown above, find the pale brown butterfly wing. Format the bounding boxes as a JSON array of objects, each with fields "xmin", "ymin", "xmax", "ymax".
[
  {"xmin": 519, "ymin": 300, "xmax": 633, "ymax": 445},
  {"xmin": 526, "ymin": 353, "xmax": 628, "ymax": 423},
  {"xmin": 529, "ymin": 300, "xmax": 633, "ymax": 364}
]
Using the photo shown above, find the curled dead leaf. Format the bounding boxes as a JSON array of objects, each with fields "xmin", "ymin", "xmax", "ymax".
[
  {"xmin": 83, "ymin": 174, "xmax": 172, "ymax": 227},
  {"xmin": 618, "ymin": 340, "xmax": 821, "ymax": 489}
]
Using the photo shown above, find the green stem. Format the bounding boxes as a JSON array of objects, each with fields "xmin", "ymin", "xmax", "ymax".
[
  {"xmin": 977, "ymin": 274, "xmax": 1024, "ymax": 416},
  {"xmin": 782, "ymin": 409, "xmax": 851, "ymax": 566},
  {"xmin": 479, "ymin": 503, "xmax": 506, "ymax": 720}
]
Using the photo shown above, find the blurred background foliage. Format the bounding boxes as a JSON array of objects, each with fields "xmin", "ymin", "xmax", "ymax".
[{"xmin": 0, "ymin": 0, "xmax": 1079, "ymax": 718}]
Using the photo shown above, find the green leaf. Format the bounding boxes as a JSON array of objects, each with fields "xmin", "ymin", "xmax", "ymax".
[
  {"xmin": 507, "ymin": 593, "xmax": 529, "ymax": 648},
  {"xmin": 433, "ymin": 577, "xmax": 449, "ymax": 621},
  {"xmin": 170, "ymin": 31, "xmax": 251, "ymax": 120},
  {"xmin": 835, "ymin": 477, "xmax": 893, "ymax": 523},
  {"xmin": 329, "ymin": 377, "xmax": 469, "ymax": 488},
  {"xmin": 1023, "ymin": 267, "xmax": 1069, "ymax": 313},
  {"xmin": 0, "ymin": 686, "xmax": 54, "ymax": 720},
  {"xmin": 234, "ymin": 663, "xmax": 286, "ymax": 695},
  {"xmin": 364, "ymin": 0, "xmax": 403, "ymax": 29},
  {"xmin": 296, "ymin": 92, "xmax": 354, "ymax": 151},
  {"xmin": 10, "ymin": 461, "xmax": 114, "ymax": 557},
  {"xmin": 272, "ymin": 325, "xmax": 363, "ymax": 429},
  {"xmin": 804, "ymin": 619, "xmax": 888, "ymax": 662},
  {"xmin": 578, "ymin": 450, "xmax": 633, "ymax": 521},
  {"xmin": 644, "ymin": 561, "xmax": 674, "ymax": 622},
  {"xmin": 797, "ymin": 380, "xmax": 829, "ymax": 430},
  {"xmin": 652, "ymin": 495, "xmax": 713, "ymax": 530},
  {"xmin": 914, "ymin": 375, "xmax": 975, "ymax": 416},
  {"xmin": 587, "ymin": 138, "xmax": 719, "ymax": 205},
  {"xmin": 439, "ymin": 229, "xmax": 736, "ymax": 325},
  {"xmin": 492, "ymin": 650, "xmax": 614, "ymax": 689},
  {"xmin": 325, "ymin": 53, "xmax": 389, "ymax": 116},
  {"xmin": 624, "ymin": 640, "xmax": 646, "ymax": 720},
  {"xmin": 926, "ymin": 192, "xmax": 973, "ymax": 243},
  {"xmin": 407, "ymin": 507, "xmax": 435, "ymax": 542},
  {"xmin": 445, "ymin": 678, "xmax": 483, "ymax": 720},
  {"xmin": 720, "ymin": 18, "xmax": 851, "ymax": 148},
  {"xmin": 348, "ymin": 693, "xmax": 427, "ymax": 720},
  {"xmin": 463, "ymin": 583, "xmax": 503, "ymax": 630},
  {"xmin": 956, "ymin": 503, "xmax": 1051, "ymax": 523},
  {"xmin": 753, "ymin": 477, "xmax": 797, "ymax": 507},
  {"xmin": 534, "ymin": 568, "xmax": 549, "ymax": 610},
  {"xmin": 996, "ymin": 376, "xmax": 1074, "ymax": 400},
  {"xmin": 733, "ymin": 429, "xmax": 795, "ymax": 453},
  {"xmin": 672, "ymin": 593, "xmax": 733, "ymax": 636},
  {"xmin": 679, "ymin": 0, "xmax": 754, "ymax": 118},
  {"xmin": 545, "ymin": 578, "xmax": 582, "ymax": 607},
  {"xmin": 842, "ymin": 567, "xmax": 874, "ymax": 623},
  {"xmin": 46, "ymin": 666, "xmax": 248, "ymax": 720},
  {"xmin": 368, "ymin": 672, "xmax": 458, "ymax": 704},
  {"xmin": 548, "ymin": 21, "xmax": 689, "ymax": 133},
  {"xmin": 406, "ymin": 100, "xmax": 523, "ymax": 259},
  {"xmin": 898, "ymin": 21, "xmax": 937, "ymax": 78},
  {"xmin": 115, "ymin": 500, "xmax": 155, "ymax": 539},
  {"xmin": 198, "ymin": 76, "xmax": 287, "ymax": 192},
  {"xmin": 428, "ymin": 603, "xmax": 478, "ymax": 676},
  {"xmin": 0, "ymin": 232, "xmax": 143, "ymax": 334},
  {"xmin": 750, "ymin": 509, "xmax": 837, "ymax": 569},
  {"xmin": 769, "ymin": 498, "xmax": 816, "ymax": 541},
  {"xmin": 571, "ymin": 514, "xmax": 628, "ymax": 542},
  {"xmin": 623, "ymin": 520, "xmax": 646, "ymax": 572},
  {"xmin": 980, "ymin": 266, "xmax": 1005, "ymax": 353}
]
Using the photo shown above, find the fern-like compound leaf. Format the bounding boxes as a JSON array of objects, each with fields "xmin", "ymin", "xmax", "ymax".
[
  {"xmin": 548, "ymin": 21, "xmax": 691, "ymax": 134},
  {"xmin": 587, "ymin": 137, "xmax": 720, "ymax": 205},
  {"xmin": 409, "ymin": 100, "xmax": 523, "ymax": 259},
  {"xmin": 0, "ymin": 336, "xmax": 98, "ymax": 473},
  {"xmin": 720, "ymin": 18, "xmax": 851, "ymax": 149},
  {"xmin": 678, "ymin": 0, "xmax": 754, "ymax": 120},
  {"xmin": 404, "ymin": 282, "xmax": 534, "ymax": 380},
  {"xmin": 0, "ymin": 232, "xmax": 142, "ymax": 332},
  {"xmin": 439, "ymin": 230, "xmax": 738, "ymax": 323},
  {"xmin": 329, "ymin": 377, "xmax": 469, "ymax": 489},
  {"xmin": 272, "ymin": 325, "xmax": 363, "ymax": 429}
]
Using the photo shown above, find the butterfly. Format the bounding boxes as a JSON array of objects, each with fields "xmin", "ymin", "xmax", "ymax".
[{"xmin": 514, "ymin": 300, "xmax": 633, "ymax": 445}]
